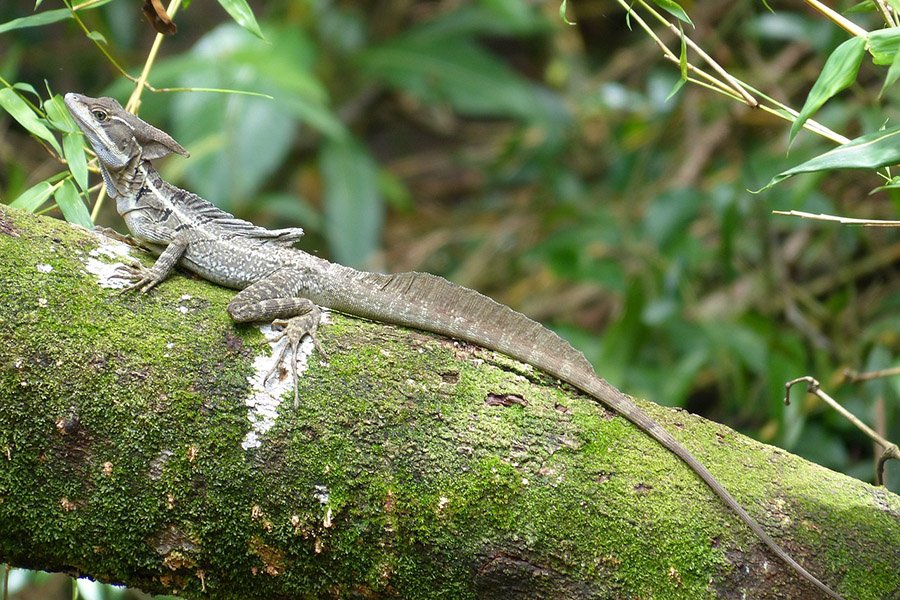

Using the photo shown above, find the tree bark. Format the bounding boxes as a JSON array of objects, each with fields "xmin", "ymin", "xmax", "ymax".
[{"xmin": 0, "ymin": 204, "xmax": 897, "ymax": 600}]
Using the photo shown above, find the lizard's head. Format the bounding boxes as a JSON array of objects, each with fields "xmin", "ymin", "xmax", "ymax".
[
  {"xmin": 64, "ymin": 93, "xmax": 189, "ymax": 169},
  {"xmin": 64, "ymin": 93, "xmax": 189, "ymax": 199}
]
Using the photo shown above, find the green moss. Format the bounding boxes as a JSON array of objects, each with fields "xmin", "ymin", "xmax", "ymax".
[{"xmin": 1, "ymin": 206, "xmax": 898, "ymax": 599}]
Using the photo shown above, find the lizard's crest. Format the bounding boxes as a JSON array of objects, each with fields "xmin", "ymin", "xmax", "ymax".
[{"xmin": 65, "ymin": 93, "xmax": 188, "ymax": 196}]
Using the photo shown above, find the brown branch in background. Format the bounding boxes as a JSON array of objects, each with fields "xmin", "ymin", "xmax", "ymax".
[
  {"xmin": 784, "ymin": 376, "xmax": 899, "ymax": 486},
  {"xmin": 142, "ymin": 0, "xmax": 177, "ymax": 35},
  {"xmin": 843, "ymin": 366, "xmax": 900, "ymax": 382}
]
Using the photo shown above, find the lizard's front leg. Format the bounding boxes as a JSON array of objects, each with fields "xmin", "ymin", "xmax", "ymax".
[
  {"xmin": 227, "ymin": 268, "xmax": 326, "ymax": 408},
  {"xmin": 112, "ymin": 218, "xmax": 186, "ymax": 293},
  {"xmin": 117, "ymin": 237, "xmax": 187, "ymax": 293}
]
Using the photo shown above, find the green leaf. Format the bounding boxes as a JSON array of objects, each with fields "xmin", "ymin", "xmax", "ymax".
[
  {"xmin": 8, "ymin": 179, "xmax": 59, "ymax": 212},
  {"xmin": 867, "ymin": 26, "xmax": 900, "ymax": 66},
  {"xmin": 643, "ymin": 188, "xmax": 703, "ymax": 250},
  {"xmin": 215, "ymin": 0, "xmax": 265, "ymax": 40},
  {"xmin": 0, "ymin": 1, "xmax": 113, "ymax": 33},
  {"xmin": 87, "ymin": 30, "xmax": 108, "ymax": 45},
  {"xmin": 665, "ymin": 20, "xmax": 688, "ymax": 100},
  {"xmin": 170, "ymin": 25, "xmax": 309, "ymax": 206},
  {"xmin": 665, "ymin": 77, "xmax": 686, "ymax": 101},
  {"xmin": 0, "ymin": 87, "xmax": 60, "ymax": 154},
  {"xmin": 320, "ymin": 137, "xmax": 383, "ymax": 268},
  {"xmin": 43, "ymin": 94, "xmax": 75, "ymax": 133},
  {"xmin": 54, "ymin": 179, "xmax": 92, "ymax": 228},
  {"xmin": 394, "ymin": 4, "xmax": 545, "ymax": 40},
  {"xmin": 844, "ymin": 0, "xmax": 876, "ymax": 13},
  {"xmin": 360, "ymin": 37, "xmax": 557, "ymax": 121},
  {"xmin": 12, "ymin": 82, "xmax": 39, "ymax": 99},
  {"xmin": 63, "ymin": 132, "xmax": 89, "ymax": 192},
  {"xmin": 873, "ymin": 175, "xmax": 900, "ymax": 191},
  {"xmin": 651, "ymin": 0, "xmax": 694, "ymax": 26},
  {"xmin": 761, "ymin": 125, "xmax": 900, "ymax": 190},
  {"xmin": 559, "ymin": 0, "xmax": 575, "ymax": 25},
  {"xmin": 790, "ymin": 36, "xmax": 866, "ymax": 144},
  {"xmin": 880, "ymin": 42, "xmax": 900, "ymax": 97},
  {"xmin": 0, "ymin": 7, "xmax": 70, "ymax": 33}
]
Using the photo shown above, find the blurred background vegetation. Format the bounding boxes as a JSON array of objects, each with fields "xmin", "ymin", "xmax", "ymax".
[{"xmin": 1, "ymin": 0, "xmax": 898, "ymax": 596}]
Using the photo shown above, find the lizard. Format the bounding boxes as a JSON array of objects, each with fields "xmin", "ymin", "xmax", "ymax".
[{"xmin": 64, "ymin": 92, "xmax": 845, "ymax": 600}]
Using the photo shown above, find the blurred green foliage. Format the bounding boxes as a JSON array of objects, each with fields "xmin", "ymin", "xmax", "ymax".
[{"xmin": 0, "ymin": 0, "xmax": 898, "ymax": 595}]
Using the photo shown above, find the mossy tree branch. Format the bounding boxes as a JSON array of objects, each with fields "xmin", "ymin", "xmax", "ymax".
[{"xmin": 0, "ymin": 205, "xmax": 897, "ymax": 599}]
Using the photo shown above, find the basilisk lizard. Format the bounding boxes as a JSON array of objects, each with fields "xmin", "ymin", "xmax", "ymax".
[{"xmin": 65, "ymin": 93, "xmax": 845, "ymax": 599}]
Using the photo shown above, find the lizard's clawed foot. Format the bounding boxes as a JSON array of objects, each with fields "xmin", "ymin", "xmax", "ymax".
[
  {"xmin": 110, "ymin": 261, "xmax": 165, "ymax": 294},
  {"xmin": 263, "ymin": 305, "xmax": 326, "ymax": 408}
]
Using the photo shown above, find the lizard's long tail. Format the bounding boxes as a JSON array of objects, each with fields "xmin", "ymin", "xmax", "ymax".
[
  {"xmin": 566, "ymin": 371, "xmax": 845, "ymax": 600},
  {"xmin": 318, "ymin": 268, "xmax": 844, "ymax": 600}
]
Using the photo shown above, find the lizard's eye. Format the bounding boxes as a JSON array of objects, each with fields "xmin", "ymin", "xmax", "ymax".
[{"xmin": 92, "ymin": 109, "xmax": 108, "ymax": 122}]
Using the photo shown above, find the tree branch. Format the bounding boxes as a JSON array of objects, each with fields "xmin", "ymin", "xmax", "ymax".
[{"xmin": 0, "ymin": 205, "xmax": 897, "ymax": 599}]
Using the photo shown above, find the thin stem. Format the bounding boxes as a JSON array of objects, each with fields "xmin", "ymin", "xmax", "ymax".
[
  {"xmin": 90, "ymin": 0, "xmax": 181, "ymax": 219},
  {"xmin": 844, "ymin": 366, "xmax": 900, "ymax": 382},
  {"xmin": 71, "ymin": 0, "xmax": 108, "ymax": 9},
  {"xmin": 65, "ymin": 0, "xmax": 135, "ymax": 82},
  {"xmin": 872, "ymin": 0, "xmax": 898, "ymax": 26},
  {"xmin": 126, "ymin": 0, "xmax": 183, "ymax": 113},
  {"xmin": 803, "ymin": 0, "xmax": 869, "ymax": 37},
  {"xmin": 772, "ymin": 210, "xmax": 900, "ymax": 226},
  {"xmin": 618, "ymin": 1, "xmax": 738, "ymax": 100},
  {"xmin": 90, "ymin": 182, "xmax": 108, "ymax": 222},
  {"xmin": 616, "ymin": 0, "xmax": 850, "ymax": 145},
  {"xmin": 784, "ymin": 377, "xmax": 899, "ymax": 485},
  {"xmin": 636, "ymin": 0, "xmax": 758, "ymax": 106}
]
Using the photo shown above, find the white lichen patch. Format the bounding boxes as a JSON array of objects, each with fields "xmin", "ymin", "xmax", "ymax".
[
  {"xmin": 83, "ymin": 231, "xmax": 139, "ymax": 289},
  {"xmin": 313, "ymin": 484, "xmax": 330, "ymax": 504},
  {"xmin": 241, "ymin": 311, "xmax": 330, "ymax": 450}
]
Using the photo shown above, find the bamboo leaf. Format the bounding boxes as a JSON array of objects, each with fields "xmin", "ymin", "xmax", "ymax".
[
  {"xmin": 0, "ymin": 87, "xmax": 60, "ymax": 154},
  {"xmin": 880, "ymin": 43, "xmax": 900, "ymax": 97},
  {"xmin": 54, "ymin": 179, "xmax": 92, "ymax": 228},
  {"xmin": 9, "ymin": 179, "xmax": 59, "ymax": 212},
  {"xmin": 12, "ymin": 82, "xmax": 39, "ymax": 99},
  {"xmin": 0, "ymin": 7, "xmax": 69, "ymax": 33},
  {"xmin": 790, "ymin": 36, "xmax": 866, "ymax": 144},
  {"xmin": 63, "ymin": 132, "xmax": 89, "ymax": 192},
  {"xmin": 87, "ymin": 30, "xmax": 107, "ymax": 45},
  {"xmin": 43, "ymin": 94, "xmax": 75, "ymax": 133},
  {"xmin": 867, "ymin": 26, "xmax": 900, "ymax": 66},
  {"xmin": 666, "ymin": 25, "xmax": 688, "ymax": 100},
  {"xmin": 651, "ymin": 0, "xmax": 693, "ymax": 26},
  {"xmin": 760, "ymin": 125, "xmax": 900, "ymax": 190},
  {"xmin": 215, "ymin": 0, "xmax": 264, "ymax": 40},
  {"xmin": 0, "ymin": 1, "xmax": 113, "ymax": 33}
]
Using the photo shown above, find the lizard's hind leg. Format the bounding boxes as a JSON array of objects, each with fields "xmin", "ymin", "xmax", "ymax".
[
  {"xmin": 264, "ymin": 312, "xmax": 327, "ymax": 408},
  {"xmin": 227, "ymin": 267, "xmax": 317, "ymax": 323},
  {"xmin": 228, "ymin": 269, "xmax": 327, "ymax": 407}
]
